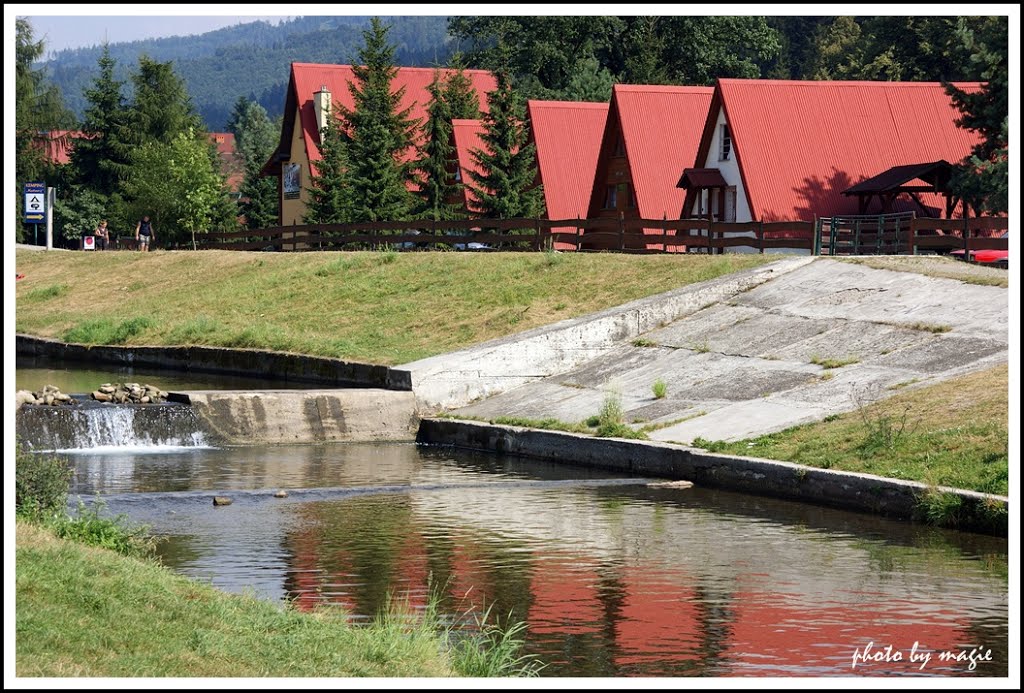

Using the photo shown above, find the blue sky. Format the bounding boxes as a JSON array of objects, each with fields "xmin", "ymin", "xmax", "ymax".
[{"xmin": 24, "ymin": 14, "xmax": 295, "ymax": 56}]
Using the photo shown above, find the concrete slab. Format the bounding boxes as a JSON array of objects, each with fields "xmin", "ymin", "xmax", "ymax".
[{"xmin": 447, "ymin": 256, "xmax": 1008, "ymax": 444}]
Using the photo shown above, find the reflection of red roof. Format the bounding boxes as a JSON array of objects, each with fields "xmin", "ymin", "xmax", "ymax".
[
  {"xmin": 452, "ymin": 119, "xmax": 486, "ymax": 213},
  {"xmin": 589, "ymin": 85, "xmax": 714, "ymax": 220},
  {"xmin": 208, "ymin": 132, "xmax": 244, "ymax": 192},
  {"xmin": 287, "ymin": 63, "xmax": 496, "ymax": 168},
  {"xmin": 527, "ymin": 100, "xmax": 609, "ymax": 221},
  {"xmin": 32, "ymin": 130, "xmax": 89, "ymax": 165},
  {"xmin": 703, "ymin": 79, "xmax": 983, "ymax": 221},
  {"xmin": 722, "ymin": 591, "xmax": 971, "ymax": 676}
]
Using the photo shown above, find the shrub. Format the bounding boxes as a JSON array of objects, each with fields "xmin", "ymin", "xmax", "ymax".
[
  {"xmin": 652, "ymin": 379, "xmax": 668, "ymax": 399},
  {"xmin": 51, "ymin": 500, "xmax": 156, "ymax": 559},
  {"xmin": 15, "ymin": 446, "xmax": 72, "ymax": 521},
  {"xmin": 62, "ymin": 316, "xmax": 154, "ymax": 345}
]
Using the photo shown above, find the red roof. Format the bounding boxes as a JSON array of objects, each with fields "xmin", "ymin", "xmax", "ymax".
[
  {"xmin": 527, "ymin": 100, "xmax": 609, "ymax": 221},
  {"xmin": 451, "ymin": 118, "xmax": 486, "ymax": 212},
  {"xmin": 287, "ymin": 63, "xmax": 496, "ymax": 168},
  {"xmin": 706, "ymin": 79, "xmax": 984, "ymax": 221},
  {"xmin": 31, "ymin": 130, "xmax": 88, "ymax": 165},
  {"xmin": 592, "ymin": 85, "xmax": 714, "ymax": 220},
  {"xmin": 208, "ymin": 132, "xmax": 244, "ymax": 192}
]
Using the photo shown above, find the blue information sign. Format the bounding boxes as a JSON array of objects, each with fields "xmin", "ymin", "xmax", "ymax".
[{"xmin": 24, "ymin": 182, "xmax": 47, "ymax": 223}]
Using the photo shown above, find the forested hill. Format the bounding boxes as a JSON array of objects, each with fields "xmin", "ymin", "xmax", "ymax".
[{"xmin": 43, "ymin": 16, "xmax": 453, "ymax": 130}]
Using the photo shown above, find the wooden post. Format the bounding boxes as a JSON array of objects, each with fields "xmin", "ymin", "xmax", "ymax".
[
  {"xmin": 618, "ymin": 212, "xmax": 625, "ymax": 251},
  {"xmin": 575, "ymin": 215, "xmax": 581, "ymax": 252},
  {"xmin": 758, "ymin": 221, "xmax": 764, "ymax": 254},
  {"xmin": 662, "ymin": 212, "xmax": 668, "ymax": 253},
  {"xmin": 963, "ymin": 215, "xmax": 970, "ymax": 260}
]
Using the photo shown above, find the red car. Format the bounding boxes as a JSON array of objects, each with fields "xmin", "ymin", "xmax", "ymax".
[{"xmin": 951, "ymin": 231, "xmax": 1009, "ymax": 267}]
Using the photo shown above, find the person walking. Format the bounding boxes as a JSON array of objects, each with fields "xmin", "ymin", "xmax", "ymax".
[
  {"xmin": 135, "ymin": 215, "xmax": 155, "ymax": 251},
  {"xmin": 94, "ymin": 220, "xmax": 110, "ymax": 251}
]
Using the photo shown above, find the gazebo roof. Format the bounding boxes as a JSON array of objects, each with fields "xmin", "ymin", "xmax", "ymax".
[{"xmin": 842, "ymin": 160, "xmax": 954, "ymax": 196}]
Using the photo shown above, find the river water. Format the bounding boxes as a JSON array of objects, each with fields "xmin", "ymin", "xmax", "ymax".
[
  {"xmin": 57, "ymin": 441, "xmax": 1008, "ymax": 678},
  {"xmin": 21, "ymin": 360, "xmax": 1010, "ymax": 677}
]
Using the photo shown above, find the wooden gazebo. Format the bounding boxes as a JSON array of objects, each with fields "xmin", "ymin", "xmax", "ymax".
[{"xmin": 841, "ymin": 160, "xmax": 965, "ymax": 218}]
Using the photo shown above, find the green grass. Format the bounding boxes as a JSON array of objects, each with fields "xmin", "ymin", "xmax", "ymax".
[
  {"xmin": 631, "ymin": 338, "xmax": 658, "ymax": 348},
  {"xmin": 651, "ymin": 379, "xmax": 668, "ymax": 399},
  {"xmin": 16, "ymin": 249, "xmax": 774, "ymax": 365},
  {"xmin": 689, "ymin": 365, "xmax": 1008, "ymax": 496},
  {"xmin": 809, "ymin": 354, "xmax": 860, "ymax": 369},
  {"xmin": 23, "ymin": 283, "xmax": 69, "ymax": 301},
  {"xmin": 16, "ymin": 521, "xmax": 541, "ymax": 677}
]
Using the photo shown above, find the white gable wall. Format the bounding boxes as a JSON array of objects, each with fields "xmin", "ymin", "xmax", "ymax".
[{"xmin": 690, "ymin": 105, "xmax": 753, "ymax": 224}]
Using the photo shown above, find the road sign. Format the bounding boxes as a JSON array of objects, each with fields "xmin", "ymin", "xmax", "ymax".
[
  {"xmin": 24, "ymin": 182, "xmax": 46, "ymax": 223},
  {"xmin": 83, "ymin": 235, "xmax": 96, "ymax": 250}
]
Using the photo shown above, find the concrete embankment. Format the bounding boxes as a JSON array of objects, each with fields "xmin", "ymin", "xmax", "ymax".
[
  {"xmin": 172, "ymin": 389, "xmax": 419, "ymax": 444},
  {"xmin": 16, "ymin": 335, "xmax": 411, "ymax": 390},
  {"xmin": 402, "ymin": 257, "xmax": 815, "ymax": 411},
  {"xmin": 417, "ymin": 418, "xmax": 1008, "ymax": 536}
]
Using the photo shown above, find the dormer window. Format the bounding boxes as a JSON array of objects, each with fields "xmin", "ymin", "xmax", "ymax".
[{"xmin": 719, "ymin": 124, "xmax": 732, "ymax": 162}]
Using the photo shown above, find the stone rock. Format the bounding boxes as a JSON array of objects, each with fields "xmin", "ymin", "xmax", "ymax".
[
  {"xmin": 273, "ymin": 490, "xmax": 289, "ymax": 498},
  {"xmin": 43, "ymin": 394, "xmax": 54, "ymax": 406},
  {"xmin": 99, "ymin": 385, "xmax": 117, "ymax": 394},
  {"xmin": 15, "ymin": 390, "xmax": 36, "ymax": 408},
  {"xmin": 212, "ymin": 496, "xmax": 233, "ymax": 506},
  {"xmin": 140, "ymin": 396, "xmax": 151, "ymax": 403},
  {"xmin": 55, "ymin": 393, "xmax": 72, "ymax": 402},
  {"xmin": 92, "ymin": 391, "xmax": 113, "ymax": 402},
  {"xmin": 646, "ymin": 480, "xmax": 695, "ymax": 489}
]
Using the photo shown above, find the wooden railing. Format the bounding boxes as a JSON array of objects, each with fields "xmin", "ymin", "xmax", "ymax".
[
  {"xmin": 816, "ymin": 214, "xmax": 1008, "ymax": 257},
  {"xmin": 191, "ymin": 217, "xmax": 817, "ymax": 254}
]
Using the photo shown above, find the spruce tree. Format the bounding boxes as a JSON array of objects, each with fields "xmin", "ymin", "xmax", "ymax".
[
  {"xmin": 304, "ymin": 112, "xmax": 352, "ymax": 225},
  {"xmin": 227, "ymin": 98, "xmax": 279, "ymax": 229},
  {"xmin": 468, "ymin": 69, "xmax": 544, "ymax": 219},
  {"xmin": 340, "ymin": 17, "xmax": 419, "ymax": 223},
  {"xmin": 414, "ymin": 73, "xmax": 463, "ymax": 221},
  {"xmin": 443, "ymin": 53, "xmax": 481, "ymax": 120},
  {"xmin": 71, "ymin": 43, "xmax": 129, "ymax": 196}
]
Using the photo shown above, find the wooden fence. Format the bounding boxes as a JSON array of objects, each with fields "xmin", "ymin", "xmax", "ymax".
[
  {"xmin": 816, "ymin": 214, "xmax": 1008, "ymax": 257},
  {"xmin": 190, "ymin": 217, "xmax": 817, "ymax": 254}
]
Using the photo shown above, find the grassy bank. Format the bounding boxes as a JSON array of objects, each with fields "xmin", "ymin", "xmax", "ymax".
[
  {"xmin": 690, "ymin": 365, "xmax": 1009, "ymax": 496},
  {"xmin": 15, "ymin": 249, "xmax": 773, "ymax": 365},
  {"xmin": 15, "ymin": 520, "xmax": 536, "ymax": 677}
]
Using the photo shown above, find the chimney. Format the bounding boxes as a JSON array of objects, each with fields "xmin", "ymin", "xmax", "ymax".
[{"xmin": 314, "ymin": 85, "xmax": 332, "ymax": 136}]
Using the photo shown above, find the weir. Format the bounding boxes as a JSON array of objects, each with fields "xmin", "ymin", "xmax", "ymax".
[{"xmin": 16, "ymin": 401, "xmax": 212, "ymax": 451}]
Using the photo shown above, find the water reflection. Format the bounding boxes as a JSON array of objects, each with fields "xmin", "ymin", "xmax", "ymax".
[{"xmin": 68, "ymin": 443, "xmax": 1008, "ymax": 677}]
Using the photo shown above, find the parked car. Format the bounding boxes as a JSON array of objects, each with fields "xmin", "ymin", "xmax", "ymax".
[{"xmin": 951, "ymin": 231, "xmax": 1009, "ymax": 267}]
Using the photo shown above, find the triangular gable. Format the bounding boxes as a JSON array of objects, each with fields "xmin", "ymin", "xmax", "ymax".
[
  {"xmin": 695, "ymin": 79, "xmax": 984, "ymax": 221},
  {"xmin": 588, "ymin": 85, "xmax": 713, "ymax": 220}
]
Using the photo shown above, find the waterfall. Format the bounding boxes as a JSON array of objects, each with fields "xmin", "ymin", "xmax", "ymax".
[{"xmin": 16, "ymin": 402, "xmax": 212, "ymax": 452}]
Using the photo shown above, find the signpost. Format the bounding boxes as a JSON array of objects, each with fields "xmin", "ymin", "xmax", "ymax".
[{"xmin": 23, "ymin": 181, "xmax": 46, "ymax": 245}]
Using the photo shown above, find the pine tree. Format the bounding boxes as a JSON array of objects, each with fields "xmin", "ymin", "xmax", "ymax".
[
  {"xmin": 304, "ymin": 112, "xmax": 352, "ymax": 225},
  {"xmin": 443, "ymin": 53, "xmax": 481, "ymax": 120},
  {"xmin": 15, "ymin": 18, "xmax": 75, "ymax": 239},
  {"xmin": 71, "ymin": 43, "xmax": 129, "ymax": 196},
  {"xmin": 414, "ymin": 73, "xmax": 464, "ymax": 221},
  {"xmin": 340, "ymin": 17, "xmax": 419, "ymax": 223},
  {"xmin": 468, "ymin": 69, "xmax": 544, "ymax": 220},
  {"xmin": 227, "ymin": 99, "xmax": 280, "ymax": 229}
]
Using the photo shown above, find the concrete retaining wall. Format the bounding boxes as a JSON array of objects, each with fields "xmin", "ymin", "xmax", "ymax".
[
  {"xmin": 402, "ymin": 256, "xmax": 815, "ymax": 411},
  {"xmin": 417, "ymin": 418, "xmax": 1008, "ymax": 536},
  {"xmin": 17, "ymin": 334, "xmax": 411, "ymax": 390},
  {"xmin": 174, "ymin": 389, "xmax": 418, "ymax": 444}
]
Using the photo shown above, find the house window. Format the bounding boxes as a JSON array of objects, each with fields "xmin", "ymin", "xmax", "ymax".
[
  {"xmin": 613, "ymin": 136, "xmax": 626, "ymax": 157},
  {"xmin": 719, "ymin": 124, "xmax": 732, "ymax": 162},
  {"xmin": 618, "ymin": 183, "xmax": 634, "ymax": 209},
  {"xmin": 454, "ymin": 167, "xmax": 462, "ymax": 182},
  {"xmin": 603, "ymin": 184, "xmax": 617, "ymax": 210}
]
